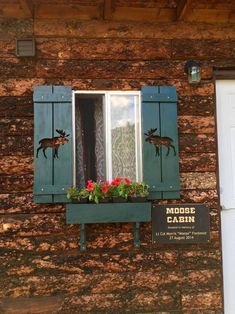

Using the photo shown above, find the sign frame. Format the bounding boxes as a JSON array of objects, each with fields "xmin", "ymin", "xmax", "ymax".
[{"xmin": 152, "ymin": 203, "xmax": 210, "ymax": 244}]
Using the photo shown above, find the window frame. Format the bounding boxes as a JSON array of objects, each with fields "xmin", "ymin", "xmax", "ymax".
[{"xmin": 72, "ymin": 90, "xmax": 143, "ymax": 187}]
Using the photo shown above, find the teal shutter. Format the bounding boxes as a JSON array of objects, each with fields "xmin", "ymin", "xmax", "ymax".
[
  {"xmin": 141, "ymin": 86, "xmax": 180, "ymax": 199},
  {"xmin": 33, "ymin": 86, "xmax": 73, "ymax": 203}
]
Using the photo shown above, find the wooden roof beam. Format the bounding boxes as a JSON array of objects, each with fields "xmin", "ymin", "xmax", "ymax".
[
  {"xmin": 177, "ymin": 0, "xmax": 192, "ymax": 21},
  {"xmin": 19, "ymin": 0, "xmax": 33, "ymax": 18},
  {"xmin": 103, "ymin": 0, "xmax": 113, "ymax": 20}
]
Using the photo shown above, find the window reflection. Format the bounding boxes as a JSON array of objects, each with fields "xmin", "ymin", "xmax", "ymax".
[{"xmin": 110, "ymin": 95, "xmax": 138, "ymax": 181}]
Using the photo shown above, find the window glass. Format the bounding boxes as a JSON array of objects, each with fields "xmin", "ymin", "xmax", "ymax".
[
  {"xmin": 74, "ymin": 91, "xmax": 141, "ymax": 187},
  {"xmin": 109, "ymin": 95, "xmax": 139, "ymax": 181}
]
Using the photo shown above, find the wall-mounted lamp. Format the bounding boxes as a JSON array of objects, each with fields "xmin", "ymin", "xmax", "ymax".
[{"xmin": 184, "ymin": 60, "xmax": 201, "ymax": 84}]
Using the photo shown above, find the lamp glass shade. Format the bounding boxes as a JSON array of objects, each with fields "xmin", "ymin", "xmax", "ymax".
[{"xmin": 188, "ymin": 65, "xmax": 201, "ymax": 84}]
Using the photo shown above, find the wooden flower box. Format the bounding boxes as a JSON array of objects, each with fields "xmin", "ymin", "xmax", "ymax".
[{"xmin": 66, "ymin": 202, "xmax": 152, "ymax": 250}]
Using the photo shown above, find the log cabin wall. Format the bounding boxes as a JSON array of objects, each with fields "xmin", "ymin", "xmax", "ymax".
[{"xmin": 1, "ymin": 6, "xmax": 235, "ymax": 312}]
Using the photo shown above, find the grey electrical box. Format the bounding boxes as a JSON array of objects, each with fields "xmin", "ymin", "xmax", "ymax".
[{"xmin": 16, "ymin": 38, "xmax": 35, "ymax": 57}]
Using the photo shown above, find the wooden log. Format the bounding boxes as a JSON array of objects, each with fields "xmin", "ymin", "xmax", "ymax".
[
  {"xmin": 180, "ymin": 269, "xmax": 222, "ymax": 294},
  {"xmin": 172, "ymin": 39, "xmax": 235, "ymax": 60},
  {"xmin": 0, "ymin": 40, "xmax": 15, "ymax": 58},
  {"xmin": 0, "ymin": 18, "xmax": 33, "ymax": 40},
  {"xmin": 0, "ymin": 250, "xmax": 179, "ymax": 276},
  {"xmin": 178, "ymin": 95, "xmax": 215, "ymax": 116},
  {"xmin": 0, "ymin": 296, "xmax": 63, "ymax": 314},
  {"xmin": 179, "ymin": 134, "xmax": 216, "ymax": 153},
  {"xmin": 35, "ymin": 38, "xmax": 172, "ymax": 60},
  {"xmin": 35, "ymin": 60, "xmax": 185, "ymax": 79},
  {"xmin": 180, "ymin": 153, "xmax": 216, "ymax": 172},
  {"xmin": 178, "ymin": 116, "xmax": 215, "ymax": 134},
  {"xmin": 0, "ymin": 97, "xmax": 33, "ymax": 117},
  {"xmin": 180, "ymin": 189, "xmax": 218, "ymax": 208},
  {"xmin": 182, "ymin": 291, "xmax": 222, "ymax": 310},
  {"xmin": 0, "ymin": 79, "xmax": 45, "ymax": 96},
  {"xmin": 0, "ymin": 118, "xmax": 33, "ymax": 136},
  {"xmin": 0, "ymin": 58, "xmax": 36, "ymax": 78},
  {"xmin": 0, "ymin": 174, "xmax": 33, "ymax": 193},
  {"xmin": 0, "ymin": 272, "xmax": 182, "ymax": 298},
  {"xmin": 180, "ymin": 172, "xmax": 216, "ymax": 190},
  {"xmin": 0, "ymin": 229, "xmax": 221, "ymax": 253},
  {"xmin": 60, "ymin": 291, "xmax": 175, "ymax": 312},
  {"xmin": 174, "ymin": 81, "xmax": 214, "ymax": 97},
  {"xmin": 0, "ymin": 156, "xmax": 33, "ymax": 175},
  {"xmin": 0, "ymin": 213, "xmax": 75, "ymax": 237},
  {"xmin": 0, "ymin": 194, "xmax": 64, "ymax": 214},
  {"xmin": 0, "ymin": 193, "xmax": 64, "ymax": 215},
  {"xmin": 132, "ymin": 269, "xmax": 221, "ymax": 295},
  {"xmin": 0, "ymin": 136, "xmax": 33, "ymax": 156},
  {"xmin": 35, "ymin": 59, "xmax": 213, "ymax": 80},
  {"xmin": 1, "ymin": 248, "xmax": 221, "ymax": 279},
  {"xmin": 34, "ymin": 20, "xmax": 235, "ymax": 40},
  {"xmin": 0, "ymin": 78, "xmax": 214, "ymax": 96},
  {"xmin": 179, "ymin": 249, "xmax": 221, "ymax": 270},
  {"xmin": 0, "ymin": 292, "xmax": 180, "ymax": 313}
]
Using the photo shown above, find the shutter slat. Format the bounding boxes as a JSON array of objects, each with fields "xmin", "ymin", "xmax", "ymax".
[
  {"xmin": 141, "ymin": 92, "xmax": 177, "ymax": 102},
  {"xmin": 160, "ymin": 93, "xmax": 180, "ymax": 199},
  {"xmin": 54, "ymin": 97, "xmax": 73, "ymax": 202},
  {"xmin": 34, "ymin": 96, "xmax": 53, "ymax": 203},
  {"xmin": 142, "ymin": 87, "xmax": 162, "ymax": 199},
  {"xmin": 33, "ymin": 93, "xmax": 72, "ymax": 102},
  {"xmin": 34, "ymin": 185, "xmax": 71, "ymax": 194},
  {"xmin": 141, "ymin": 86, "xmax": 180, "ymax": 200},
  {"xmin": 34, "ymin": 85, "xmax": 73, "ymax": 203}
]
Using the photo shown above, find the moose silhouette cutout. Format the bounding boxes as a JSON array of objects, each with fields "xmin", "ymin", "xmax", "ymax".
[
  {"xmin": 36, "ymin": 129, "xmax": 70, "ymax": 159},
  {"xmin": 144, "ymin": 128, "xmax": 176, "ymax": 156}
]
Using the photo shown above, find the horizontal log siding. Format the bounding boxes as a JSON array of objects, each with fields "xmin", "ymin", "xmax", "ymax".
[{"xmin": 0, "ymin": 18, "xmax": 226, "ymax": 313}]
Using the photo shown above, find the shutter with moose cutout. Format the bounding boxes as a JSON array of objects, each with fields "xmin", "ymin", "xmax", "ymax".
[
  {"xmin": 141, "ymin": 86, "xmax": 180, "ymax": 199},
  {"xmin": 34, "ymin": 86, "xmax": 73, "ymax": 203}
]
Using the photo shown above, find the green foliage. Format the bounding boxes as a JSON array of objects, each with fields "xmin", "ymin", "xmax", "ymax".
[
  {"xmin": 67, "ymin": 187, "xmax": 89, "ymax": 202},
  {"xmin": 67, "ymin": 178, "xmax": 149, "ymax": 203},
  {"xmin": 129, "ymin": 182, "xmax": 149, "ymax": 197}
]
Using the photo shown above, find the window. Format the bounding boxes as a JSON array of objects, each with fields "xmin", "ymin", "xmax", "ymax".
[
  {"xmin": 33, "ymin": 85, "xmax": 180, "ymax": 203},
  {"xmin": 73, "ymin": 91, "xmax": 142, "ymax": 187}
]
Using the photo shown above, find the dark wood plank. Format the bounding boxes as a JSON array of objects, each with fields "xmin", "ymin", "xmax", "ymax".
[
  {"xmin": 35, "ymin": 38, "xmax": 172, "ymax": 60},
  {"xmin": 0, "ymin": 296, "xmax": 63, "ymax": 314},
  {"xmin": 34, "ymin": 19, "xmax": 235, "ymax": 39},
  {"xmin": 19, "ymin": 0, "xmax": 33, "ymax": 18},
  {"xmin": 180, "ymin": 153, "xmax": 216, "ymax": 172},
  {"xmin": 0, "ymin": 136, "xmax": 33, "ymax": 156},
  {"xmin": 178, "ymin": 116, "xmax": 215, "ymax": 134},
  {"xmin": 177, "ymin": 0, "xmax": 192, "ymax": 20}
]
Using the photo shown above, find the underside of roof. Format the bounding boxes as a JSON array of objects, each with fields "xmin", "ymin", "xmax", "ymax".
[{"xmin": 0, "ymin": 0, "xmax": 234, "ymax": 24}]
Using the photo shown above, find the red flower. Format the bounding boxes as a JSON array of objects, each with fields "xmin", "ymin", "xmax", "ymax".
[
  {"xmin": 111, "ymin": 177, "xmax": 122, "ymax": 186},
  {"xmin": 124, "ymin": 178, "xmax": 131, "ymax": 185},
  {"xmin": 115, "ymin": 177, "xmax": 122, "ymax": 184},
  {"xmin": 102, "ymin": 185, "xmax": 109, "ymax": 193},
  {"xmin": 87, "ymin": 180, "xmax": 95, "ymax": 192}
]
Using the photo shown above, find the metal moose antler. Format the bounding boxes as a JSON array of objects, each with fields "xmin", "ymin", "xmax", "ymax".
[
  {"xmin": 36, "ymin": 129, "xmax": 70, "ymax": 159},
  {"xmin": 144, "ymin": 128, "xmax": 176, "ymax": 156}
]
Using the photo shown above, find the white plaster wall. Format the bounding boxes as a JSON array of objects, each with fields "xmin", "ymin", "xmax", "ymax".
[{"xmin": 221, "ymin": 209, "xmax": 235, "ymax": 313}]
